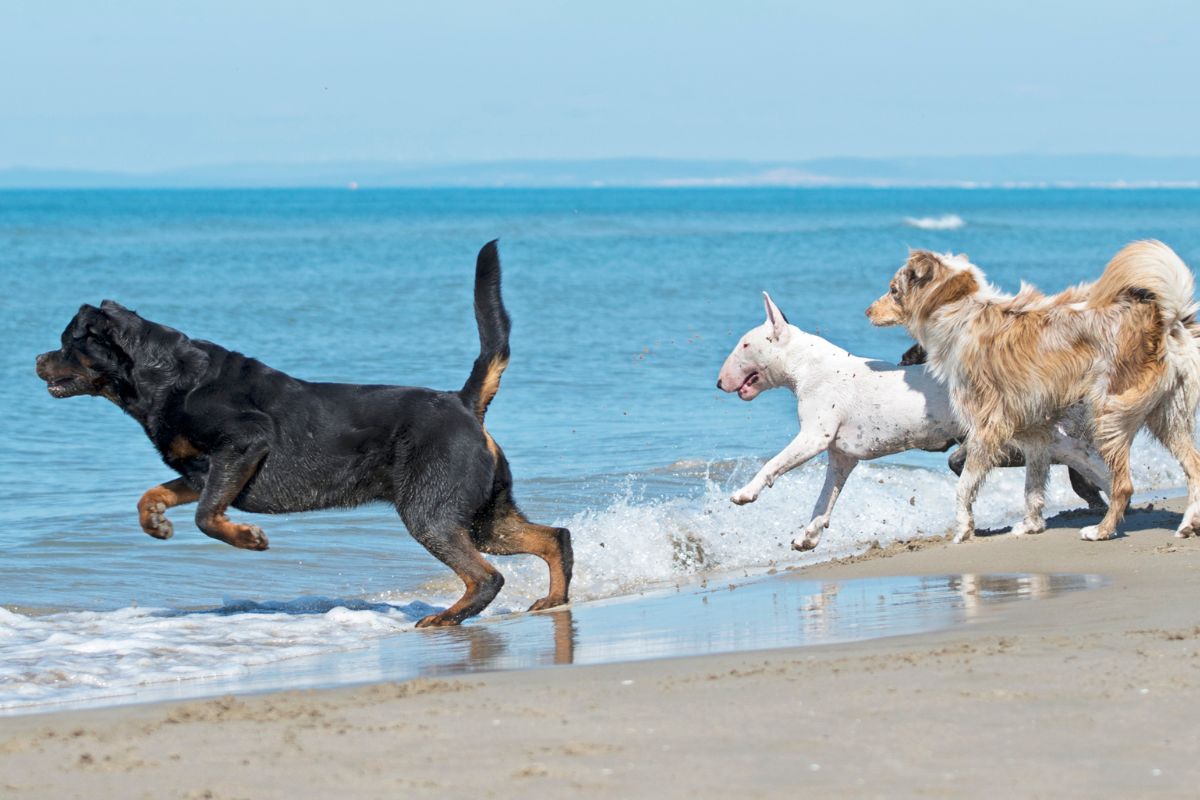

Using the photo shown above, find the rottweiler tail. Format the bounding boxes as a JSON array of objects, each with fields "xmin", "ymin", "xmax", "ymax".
[{"xmin": 460, "ymin": 240, "xmax": 512, "ymax": 423}]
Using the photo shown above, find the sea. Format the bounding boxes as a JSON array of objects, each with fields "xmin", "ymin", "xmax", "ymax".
[{"xmin": 1, "ymin": 187, "xmax": 1198, "ymax": 711}]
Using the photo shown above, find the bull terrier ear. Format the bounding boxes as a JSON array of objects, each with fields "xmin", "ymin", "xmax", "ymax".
[{"xmin": 762, "ymin": 292, "xmax": 791, "ymax": 342}]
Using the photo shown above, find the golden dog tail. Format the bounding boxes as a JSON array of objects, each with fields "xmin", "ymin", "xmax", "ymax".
[
  {"xmin": 460, "ymin": 240, "xmax": 512, "ymax": 423},
  {"xmin": 1088, "ymin": 240, "xmax": 1198, "ymax": 331}
]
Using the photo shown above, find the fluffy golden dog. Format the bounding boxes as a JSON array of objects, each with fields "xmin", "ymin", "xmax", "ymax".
[{"xmin": 867, "ymin": 241, "xmax": 1200, "ymax": 543}]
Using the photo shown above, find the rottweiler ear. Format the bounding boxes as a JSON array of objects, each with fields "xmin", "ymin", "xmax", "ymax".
[
  {"xmin": 96, "ymin": 300, "xmax": 142, "ymax": 352},
  {"xmin": 74, "ymin": 304, "xmax": 100, "ymax": 323},
  {"xmin": 69, "ymin": 303, "xmax": 105, "ymax": 335}
]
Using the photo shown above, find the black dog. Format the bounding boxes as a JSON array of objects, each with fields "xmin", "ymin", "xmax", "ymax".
[
  {"xmin": 899, "ymin": 343, "xmax": 1106, "ymax": 510},
  {"xmin": 35, "ymin": 241, "xmax": 572, "ymax": 627}
]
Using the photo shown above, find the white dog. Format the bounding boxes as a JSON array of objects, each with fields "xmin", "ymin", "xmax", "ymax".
[{"xmin": 717, "ymin": 293, "xmax": 1109, "ymax": 551}]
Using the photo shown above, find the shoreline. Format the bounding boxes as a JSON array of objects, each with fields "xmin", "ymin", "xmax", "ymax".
[{"xmin": 2, "ymin": 500, "xmax": 1199, "ymax": 797}]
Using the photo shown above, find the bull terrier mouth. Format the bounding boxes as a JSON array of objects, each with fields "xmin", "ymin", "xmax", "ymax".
[{"xmin": 737, "ymin": 372, "xmax": 760, "ymax": 399}]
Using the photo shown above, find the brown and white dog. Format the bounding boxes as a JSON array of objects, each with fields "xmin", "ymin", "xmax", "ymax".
[{"xmin": 867, "ymin": 241, "xmax": 1200, "ymax": 543}]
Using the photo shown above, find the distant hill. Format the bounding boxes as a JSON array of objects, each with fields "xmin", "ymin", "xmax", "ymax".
[{"xmin": 3, "ymin": 156, "xmax": 1200, "ymax": 189}]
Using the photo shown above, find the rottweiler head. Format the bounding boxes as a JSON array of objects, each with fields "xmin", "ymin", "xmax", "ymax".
[
  {"xmin": 36, "ymin": 300, "xmax": 144, "ymax": 401},
  {"xmin": 36, "ymin": 300, "xmax": 207, "ymax": 411}
]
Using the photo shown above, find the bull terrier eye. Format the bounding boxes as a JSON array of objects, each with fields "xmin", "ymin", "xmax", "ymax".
[{"xmin": 742, "ymin": 342, "xmax": 749, "ymax": 349}]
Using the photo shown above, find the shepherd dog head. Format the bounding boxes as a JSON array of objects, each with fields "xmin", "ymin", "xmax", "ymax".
[{"xmin": 866, "ymin": 250, "xmax": 980, "ymax": 328}]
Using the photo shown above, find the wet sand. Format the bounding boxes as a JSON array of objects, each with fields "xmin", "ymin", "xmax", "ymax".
[{"xmin": 2, "ymin": 499, "xmax": 1199, "ymax": 798}]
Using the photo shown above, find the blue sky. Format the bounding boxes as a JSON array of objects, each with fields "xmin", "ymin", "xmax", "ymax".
[{"xmin": 2, "ymin": 1, "xmax": 1197, "ymax": 171}]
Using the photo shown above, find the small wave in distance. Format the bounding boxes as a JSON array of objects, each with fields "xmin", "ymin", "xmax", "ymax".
[{"xmin": 904, "ymin": 214, "xmax": 965, "ymax": 230}]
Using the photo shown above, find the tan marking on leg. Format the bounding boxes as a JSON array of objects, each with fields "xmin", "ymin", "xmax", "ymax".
[
  {"xmin": 415, "ymin": 544, "xmax": 504, "ymax": 628},
  {"xmin": 136, "ymin": 478, "xmax": 199, "ymax": 540},
  {"xmin": 479, "ymin": 510, "xmax": 573, "ymax": 611},
  {"xmin": 196, "ymin": 508, "xmax": 269, "ymax": 550}
]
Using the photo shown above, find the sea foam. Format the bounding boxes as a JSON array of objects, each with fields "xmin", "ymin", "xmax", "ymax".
[{"xmin": 0, "ymin": 434, "xmax": 1187, "ymax": 712}]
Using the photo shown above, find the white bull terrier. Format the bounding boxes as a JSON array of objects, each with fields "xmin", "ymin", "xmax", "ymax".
[{"xmin": 716, "ymin": 293, "xmax": 1109, "ymax": 551}]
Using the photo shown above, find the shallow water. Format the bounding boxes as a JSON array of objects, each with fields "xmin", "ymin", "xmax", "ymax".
[
  {"xmin": 0, "ymin": 188, "xmax": 1195, "ymax": 709},
  {"xmin": 1, "ymin": 572, "xmax": 1102, "ymax": 715}
]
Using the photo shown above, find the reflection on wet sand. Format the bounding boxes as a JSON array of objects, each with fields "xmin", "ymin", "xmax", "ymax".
[
  {"xmin": 259, "ymin": 573, "xmax": 1105, "ymax": 681},
  {"xmin": 15, "ymin": 573, "xmax": 1101, "ymax": 715},
  {"xmin": 949, "ymin": 573, "xmax": 1068, "ymax": 619}
]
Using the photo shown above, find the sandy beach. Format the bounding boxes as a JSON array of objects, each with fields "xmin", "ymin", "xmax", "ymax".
[{"xmin": 2, "ymin": 498, "xmax": 1198, "ymax": 799}]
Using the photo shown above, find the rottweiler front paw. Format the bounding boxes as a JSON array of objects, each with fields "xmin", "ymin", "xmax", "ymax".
[
  {"xmin": 231, "ymin": 524, "xmax": 269, "ymax": 551},
  {"xmin": 138, "ymin": 499, "xmax": 174, "ymax": 540}
]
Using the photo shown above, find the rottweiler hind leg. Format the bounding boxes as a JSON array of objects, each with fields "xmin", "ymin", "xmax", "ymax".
[
  {"xmin": 409, "ymin": 521, "xmax": 505, "ymax": 628},
  {"xmin": 137, "ymin": 477, "xmax": 199, "ymax": 540},
  {"xmin": 478, "ymin": 509, "xmax": 573, "ymax": 612},
  {"xmin": 193, "ymin": 442, "xmax": 269, "ymax": 550}
]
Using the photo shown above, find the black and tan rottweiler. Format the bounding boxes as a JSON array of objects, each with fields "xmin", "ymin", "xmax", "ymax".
[{"xmin": 35, "ymin": 241, "xmax": 572, "ymax": 627}]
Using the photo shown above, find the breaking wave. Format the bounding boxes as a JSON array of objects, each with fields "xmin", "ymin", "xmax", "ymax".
[
  {"xmin": 905, "ymin": 214, "xmax": 965, "ymax": 230},
  {"xmin": 1, "ymin": 434, "xmax": 1187, "ymax": 712}
]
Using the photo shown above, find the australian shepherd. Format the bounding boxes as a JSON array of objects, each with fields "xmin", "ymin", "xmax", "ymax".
[{"xmin": 866, "ymin": 241, "xmax": 1200, "ymax": 543}]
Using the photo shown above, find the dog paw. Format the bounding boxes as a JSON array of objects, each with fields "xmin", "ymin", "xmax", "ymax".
[
  {"xmin": 1079, "ymin": 524, "xmax": 1110, "ymax": 542},
  {"xmin": 139, "ymin": 501, "xmax": 174, "ymax": 540},
  {"xmin": 952, "ymin": 526, "xmax": 974, "ymax": 544},
  {"xmin": 232, "ymin": 524, "xmax": 269, "ymax": 551},
  {"xmin": 1011, "ymin": 519, "xmax": 1046, "ymax": 537},
  {"xmin": 730, "ymin": 486, "xmax": 760, "ymax": 505},
  {"xmin": 791, "ymin": 534, "xmax": 820, "ymax": 552},
  {"xmin": 415, "ymin": 613, "xmax": 461, "ymax": 628},
  {"xmin": 527, "ymin": 596, "xmax": 568, "ymax": 613}
]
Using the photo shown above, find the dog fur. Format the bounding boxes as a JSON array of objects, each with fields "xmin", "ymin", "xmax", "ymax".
[
  {"xmin": 867, "ymin": 241, "xmax": 1200, "ymax": 543},
  {"xmin": 900, "ymin": 343, "xmax": 1107, "ymax": 510},
  {"xmin": 717, "ymin": 293, "xmax": 1109, "ymax": 550},
  {"xmin": 35, "ymin": 241, "xmax": 572, "ymax": 627}
]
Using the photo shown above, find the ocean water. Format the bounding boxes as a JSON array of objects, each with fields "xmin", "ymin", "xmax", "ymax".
[{"xmin": 2, "ymin": 187, "xmax": 1198, "ymax": 710}]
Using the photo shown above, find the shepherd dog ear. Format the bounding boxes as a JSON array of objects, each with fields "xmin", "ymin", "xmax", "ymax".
[{"xmin": 905, "ymin": 251, "xmax": 940, "ymax": 284}]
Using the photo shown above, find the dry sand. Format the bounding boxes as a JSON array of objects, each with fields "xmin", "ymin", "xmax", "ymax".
[{"xmin": 2, "ymin": 499, "xmax": 1199, "ymax": 799}]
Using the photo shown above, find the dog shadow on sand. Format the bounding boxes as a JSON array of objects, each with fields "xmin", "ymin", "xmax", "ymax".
[{"xmin": 974, "ymin": 503, "xmax": 1181, "ymax": 539}]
